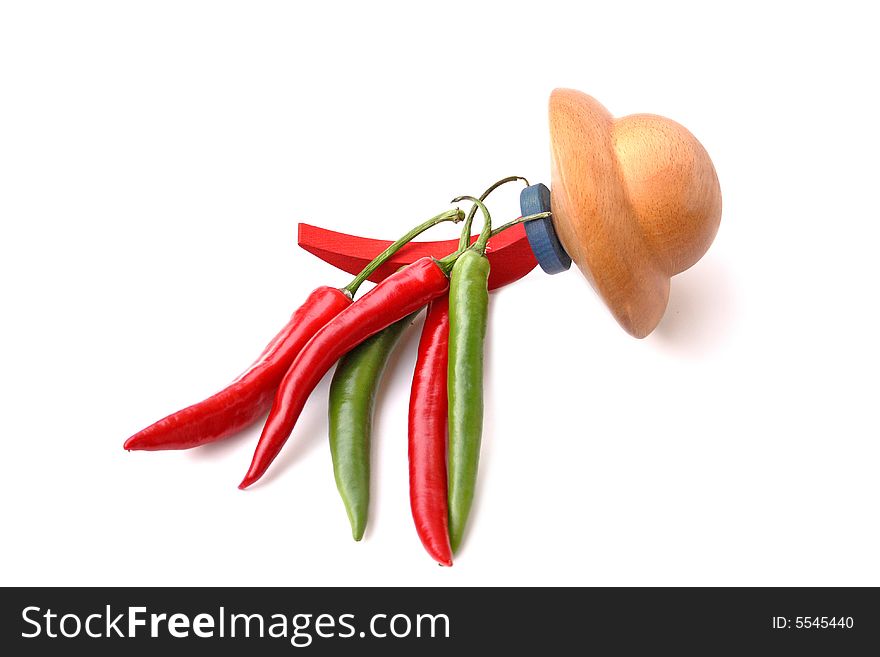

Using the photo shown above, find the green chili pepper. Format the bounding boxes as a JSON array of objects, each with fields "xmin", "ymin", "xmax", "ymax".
[
  {"xmin": 446, "ymin": 248, "xmax": 491, "ymax": 553},
  {"xmin": 328, "ymin": 312, "xmax": 417, "ymax": 540}
]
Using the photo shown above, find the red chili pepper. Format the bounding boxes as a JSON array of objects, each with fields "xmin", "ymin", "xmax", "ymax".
[
  {"xmin": 239, "ymin": 257, "xmax": 451, "ymax": 489},
  {"xmin": 123, "ymin": 287, "xmax": 351, "ymax": 451},
  {"xmin": 408, "ymin": 295, "xmax": 453, "ymax": 566},
  {"xmin": 123, "ymin": 208, "xmax": 463, "ymax": 452}
]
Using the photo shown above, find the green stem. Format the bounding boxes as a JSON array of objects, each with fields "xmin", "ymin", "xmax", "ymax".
[
  {"xmin": 436, "ymin": 250, "xmax": 462, "ymax": 274},
  {"xmin": 436, "ymin": 210, "xmax": 552, "ymax": 274},
  {"xmin": 343, "ymin": 207, "xmax": 464, "ymax": 297},
  {"xmin": 458, "ymin": 176, "xmax": 529, "ymax": 252},
  {"xmin": 453, "ymin": 196, "xmax": 492, "ymax": 254},
  {"xmin": 437, "ymin": 196, "xmax": 493, "ymax": 274}
]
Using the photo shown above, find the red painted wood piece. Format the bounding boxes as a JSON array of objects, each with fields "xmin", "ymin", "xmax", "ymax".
[{"xmin": 297, "ymin": 222, "xmax": 537, "ymax": 291}]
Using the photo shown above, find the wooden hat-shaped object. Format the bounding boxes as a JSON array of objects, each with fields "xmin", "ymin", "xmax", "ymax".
[{"xmin": 549, "ymin": 89, "xmax": 722, "ymax": 338}]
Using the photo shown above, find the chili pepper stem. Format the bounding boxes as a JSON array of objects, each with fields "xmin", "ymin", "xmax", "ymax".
[
  {"xmin": 343, "ymin": 208, "xmax": 464, "ymax": 297},
  {"xmin": 452, "ymin": 196, "xmax": 493, "ymax": 254},
  {"xmin": 436, "ymin": 196, "xmax": 494, "ymax": 275},
  {"xmin": 457, "ymin": 176, "xmax": 529, "ymax": 252},
  {"xmin": 435, "ymin": 210, "xmax": 551, "ymax": 275}
]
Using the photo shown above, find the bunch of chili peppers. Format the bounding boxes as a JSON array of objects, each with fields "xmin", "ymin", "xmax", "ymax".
[{"xmin": 124, "ymin": 178, "xmax": 549, "ymax": 565}]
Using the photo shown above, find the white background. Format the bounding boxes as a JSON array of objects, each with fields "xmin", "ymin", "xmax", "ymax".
[{"xmin": 1, "ymin": 1, "xmax": 878, "ymax": 586}]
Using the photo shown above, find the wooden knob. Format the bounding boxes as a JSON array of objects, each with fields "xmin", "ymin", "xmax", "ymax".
[{"xmin": 548, "ymin": 89, "xmax": 722, "ymax": 338}]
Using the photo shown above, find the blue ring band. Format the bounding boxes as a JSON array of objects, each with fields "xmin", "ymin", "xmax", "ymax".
[{"xmin": 521, "ymin": 183, "xmax": 571, "ymax": 275}]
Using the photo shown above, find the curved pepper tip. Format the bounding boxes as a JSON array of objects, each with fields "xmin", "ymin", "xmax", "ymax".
[
  {"xmin": 239, "ymin": 460, "xmax": 267, "ymax": 489},
  {"xmin": 348, "ymin": 512, "xmax": 366, "ymax": 541},
  {"xmin": 348, "ymin": 513, "xmax": 367, "ymax": 542},
  {"xmin": 429, "ymin": 546, "xmax": 453, "ymax": 567}
]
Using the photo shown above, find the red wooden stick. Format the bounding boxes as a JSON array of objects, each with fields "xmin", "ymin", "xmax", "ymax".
[{"xmin": 297, "ymin": 222, "xmax": 537, "ymax": 290}]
